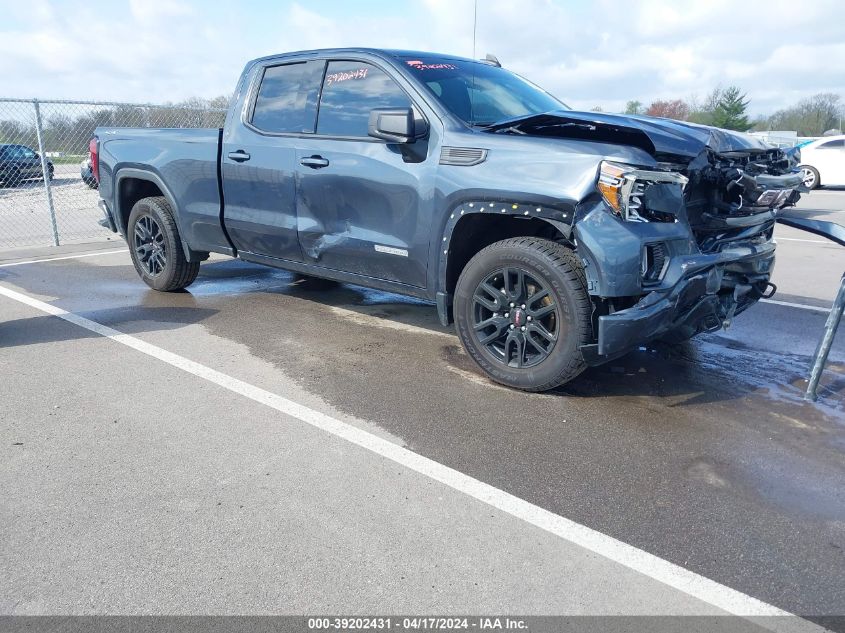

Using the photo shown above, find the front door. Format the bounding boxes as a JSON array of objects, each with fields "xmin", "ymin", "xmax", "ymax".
[
  {"xmin": 295, "ymin": 59, "xmax": 433, "ymax": 289},
  {"xmin": 221, "ymin": 59, "xmax": 323, "ymax": 260}
]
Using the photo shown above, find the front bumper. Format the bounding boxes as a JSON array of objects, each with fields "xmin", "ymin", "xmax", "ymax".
[{"xmin": 579, "ymin": 240, "xmax": 776, "ymax": 365}]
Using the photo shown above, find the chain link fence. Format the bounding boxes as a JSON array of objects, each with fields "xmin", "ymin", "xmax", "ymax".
[{"xmin": 0, "ymin": 99, "xmax": 226, "ymax": 250}]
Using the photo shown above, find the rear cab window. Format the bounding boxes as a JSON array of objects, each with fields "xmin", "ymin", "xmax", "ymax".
[
  {"xmin": 316, "ymin": 60, "xmax": 412, "ymax": 138},
  {"xmin": 250, "ymin": 61, "xmax": 323, "ymax": 134},
  {"xmin": 816, "ymin": 139, "xmax": 844, "ymax": 149}
]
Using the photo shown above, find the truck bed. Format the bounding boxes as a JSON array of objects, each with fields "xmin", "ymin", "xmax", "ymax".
[{"xmin": 97, "ymin": 127, "xmax": 227, "ymax": 254}]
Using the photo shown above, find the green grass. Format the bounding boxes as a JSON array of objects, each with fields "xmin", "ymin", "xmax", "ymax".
[{"xmin": 48, "ymin": 155, "xmax": 86, "ymax": 165}]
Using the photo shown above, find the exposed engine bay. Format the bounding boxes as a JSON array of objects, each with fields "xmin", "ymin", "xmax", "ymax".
[
  {"xmin": 683, "ymin": 147, "xmax": 804, "ymax": 252},
  {"xmin": 485, "ymin": 109, "xmax": 807, "ymax": 361}
]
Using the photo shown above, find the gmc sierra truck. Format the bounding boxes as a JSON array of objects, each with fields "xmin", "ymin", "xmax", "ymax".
[{"xmin": 94, "ymin": 48, "xmax": 804, "ymax": 391}]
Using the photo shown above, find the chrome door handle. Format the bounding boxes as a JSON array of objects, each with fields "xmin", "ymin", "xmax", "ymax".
[
  {"xmin": 227, "ymin": 150, "xmax": 250, "ymax": 162},
  {"xmin": 300, "ymin": 156, "xmax": 329, "ymax": 169}
]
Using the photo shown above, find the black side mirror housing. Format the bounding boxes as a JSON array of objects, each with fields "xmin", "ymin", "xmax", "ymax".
[{"xmin": 368, "ymin": 108, "xmax": 423, "ymax": 143}]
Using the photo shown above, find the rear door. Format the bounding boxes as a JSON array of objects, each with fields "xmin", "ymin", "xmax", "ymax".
[
  {"xmin": 8, "ymin": 146, "xmax": 38, "ymax": 180},
  {"xmin": 221, "ymin": 59, "xmax": 324, "ymax": 260},
  {"xmin": 294, "ymin": 59, "xmax": 434, "ymax": 288},
  {"xmin": 20, "ymin": 146, "xmax": 41, "ymax": 179}
]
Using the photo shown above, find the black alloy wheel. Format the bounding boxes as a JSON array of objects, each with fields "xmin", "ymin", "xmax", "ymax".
[
  {"xmin": 127, "ymin": 196, "xmax": 200, "ymax": 291},
  {"xmin": 454, "ymin": 237, "xmax": 592, "ymax": 391},
  {"xmin": 133, "ymin": 214, "xmax": 167, "ymax": 277},
  {"xmin": 471, "ymin": 267, "xmax": 560, "ymax": 368}
]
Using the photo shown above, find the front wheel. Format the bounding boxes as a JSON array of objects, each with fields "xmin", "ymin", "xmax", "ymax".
[
  {"xmin": 454, "ymin": 237, "xmax": 592, "ymax": 391},
  {"xmin": 128, "ymin": 196, "xmax": 200, "ymax": 291}
]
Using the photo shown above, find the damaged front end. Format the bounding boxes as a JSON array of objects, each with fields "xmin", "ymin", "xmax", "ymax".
[
  {"xmin": 485, "ymin": 110, "xmax": 806, "ymax": 363},
  {"xmin": 578, "ymin": 140, "xmax": 803, "ymax": 364}
]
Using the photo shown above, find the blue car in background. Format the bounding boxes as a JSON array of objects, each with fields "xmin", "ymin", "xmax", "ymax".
[{"xmin": 0, "ymin": 143, "xmax": 53, "ymax": 187}]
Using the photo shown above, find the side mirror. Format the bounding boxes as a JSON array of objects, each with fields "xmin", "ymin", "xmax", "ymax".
[{"xmin": 368, "ymin": 108, "xmax": 420, "ymax": 143}]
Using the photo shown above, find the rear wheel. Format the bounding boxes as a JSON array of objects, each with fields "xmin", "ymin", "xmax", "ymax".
[
  {"xmin": 127, "ymin": 196, "xmax": 200, "ymax": 291},
  {"xmin": 800, "ymin": 165, "xmax": 820, "ymax": 190},
  {"xmin": 454, "ymin": 237, "xmax": 592, "ymax": 391}
]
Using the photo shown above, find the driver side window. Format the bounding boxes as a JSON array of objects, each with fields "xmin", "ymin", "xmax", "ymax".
[{"xmin": 316, "ymin": 61, "xmax": 411, "ymax": 138}]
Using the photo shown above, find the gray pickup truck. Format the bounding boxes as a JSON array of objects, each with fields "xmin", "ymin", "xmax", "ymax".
[{"xmin": 94, "ymin": 48, "xmax": 804, "ymax": 391}]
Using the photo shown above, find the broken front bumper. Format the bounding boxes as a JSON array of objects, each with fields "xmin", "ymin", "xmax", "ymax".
[{"xmin": 579, "ymin": 239, "xmax": 776, "ymax": 365}]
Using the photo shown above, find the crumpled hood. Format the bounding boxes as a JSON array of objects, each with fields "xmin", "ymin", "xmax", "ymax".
[{"xmin": 485, "ymin": 110, "xmax": 771, "ymax": 161}]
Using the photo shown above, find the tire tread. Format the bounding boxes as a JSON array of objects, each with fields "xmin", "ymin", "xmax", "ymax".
[
  {"xmin": 128, "ymin": 196, "xmax": 200, "ymax": 291},
  {"xmin": 455, "ymin": 236, "xmax": 591, "ymax": 391}
]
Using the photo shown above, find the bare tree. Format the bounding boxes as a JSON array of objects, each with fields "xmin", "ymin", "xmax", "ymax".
[
  {"xmin": 688, "ymin": 87, "xmax": 723, "ymax": 125},
  {"xmin": 767, "ymin": 93, "xmax": 843, "ymax": 136}
]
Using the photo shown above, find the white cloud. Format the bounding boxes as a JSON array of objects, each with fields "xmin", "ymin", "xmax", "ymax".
[
  {"xmin": 0, "ymin": 0, "xmax": 841, "ymax": 115},
  {"xmin": 128, "ymin": 0, "xmax": 194, "ymax": 23}
]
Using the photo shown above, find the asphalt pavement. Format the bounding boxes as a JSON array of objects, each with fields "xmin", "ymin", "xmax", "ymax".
[{"xmin": 1, "ymin": 189, "xmax": 844, "ymax": 627}]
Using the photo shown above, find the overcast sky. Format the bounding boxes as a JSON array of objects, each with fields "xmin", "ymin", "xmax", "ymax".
[{"xmin": 1, "ymin": 0, "xmax": 843, "ymax": 115}]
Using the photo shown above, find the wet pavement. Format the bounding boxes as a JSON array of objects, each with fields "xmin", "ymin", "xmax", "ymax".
[{"xmin": 1, "ymin": 191, "xmax": 844, "ymax": 622}]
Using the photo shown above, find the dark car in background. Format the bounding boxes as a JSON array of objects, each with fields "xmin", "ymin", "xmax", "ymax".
[
  {"xmin": 0, "ymin": 143, "xmax": 54, "ymax": 187},
  {"xmin": 80, "ymin": 156, "xmax": 98, "ymax": 189}
]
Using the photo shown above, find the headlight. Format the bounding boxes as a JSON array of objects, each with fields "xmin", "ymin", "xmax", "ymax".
[{"xmin": 597, "ymin": 161, "xmax": 689, "ymax": 222}]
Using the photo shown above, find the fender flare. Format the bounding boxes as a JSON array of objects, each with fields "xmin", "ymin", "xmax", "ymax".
[
  {"xmin": 434, "ymin": 197, "xmax": 576, "ymax": 324},
  {"xmin": 113, "ymin": 167, "xmax": 199, "ymax": 262}
]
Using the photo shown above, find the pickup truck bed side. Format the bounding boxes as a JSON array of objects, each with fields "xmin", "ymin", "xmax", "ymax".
[{"xmin": 98, "ymin": 128, "xmax": 227, "ymax": 258}]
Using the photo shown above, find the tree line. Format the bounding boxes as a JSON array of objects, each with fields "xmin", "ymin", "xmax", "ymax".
[
  {"xmin": 0, "ymin": 96, "xmax": 229, "ymax": 155},
  {"xmin": 615, "ymin": 89, "xmax": 843, "ymax": 136}
]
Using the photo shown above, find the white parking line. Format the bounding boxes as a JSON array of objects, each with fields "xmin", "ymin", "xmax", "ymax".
[
  {"xmin": 0, "ymin": 248, "xmax": 127, "ymax": 268},
  {"xmin": 0, "ymin": 283, "xmax": 820, "ymax": 630},
  {"xmin": 328, "ymin": 305, "xmax": 454, "ymax": 338},
  {"xmin": 761, "ymin": 298, "xmax": 830, "ymax": 313},
  {"xmin": 776, "ymin": 237, "xmax": 829, "ymax": 244}
]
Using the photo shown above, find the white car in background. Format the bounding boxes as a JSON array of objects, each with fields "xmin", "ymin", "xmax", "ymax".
[{"xmin": 799, "ymin": 135, "xmax": 845, "ymax": 189}]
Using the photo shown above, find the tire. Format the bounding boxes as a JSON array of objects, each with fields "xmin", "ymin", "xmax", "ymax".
[
  {"xmin": 2, "ymin": 168, "xmax": 20, "ymax": 188},
  {"xmin": 454, "ymin": 237, "xmax": 592, "ymax": 391},
  {"xmin": 800, "ymin": 165, "xmax": 820, "ymax": 190},
  {"xmin": 127, "ymin": 196, "xmax": 200, "ymax": 291}
]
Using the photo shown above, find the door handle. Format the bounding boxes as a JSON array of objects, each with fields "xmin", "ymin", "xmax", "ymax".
[
  {"xmin": 227, "ymin": 150, "xmax": 250, "ymax": 162},
  {"xmin": 300, "ymin": 156, "xmax": 329, "ymax": 169}
]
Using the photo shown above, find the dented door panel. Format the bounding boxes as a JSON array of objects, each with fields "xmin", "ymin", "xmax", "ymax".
[{"xmin": 295, "ymin": 138, "xmax": 433, "ymax": 288}]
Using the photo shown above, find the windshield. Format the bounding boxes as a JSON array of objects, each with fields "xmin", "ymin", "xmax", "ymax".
[{"xmin": 402, "ymin": 57, "xmax": 567, "ymax": 126}]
